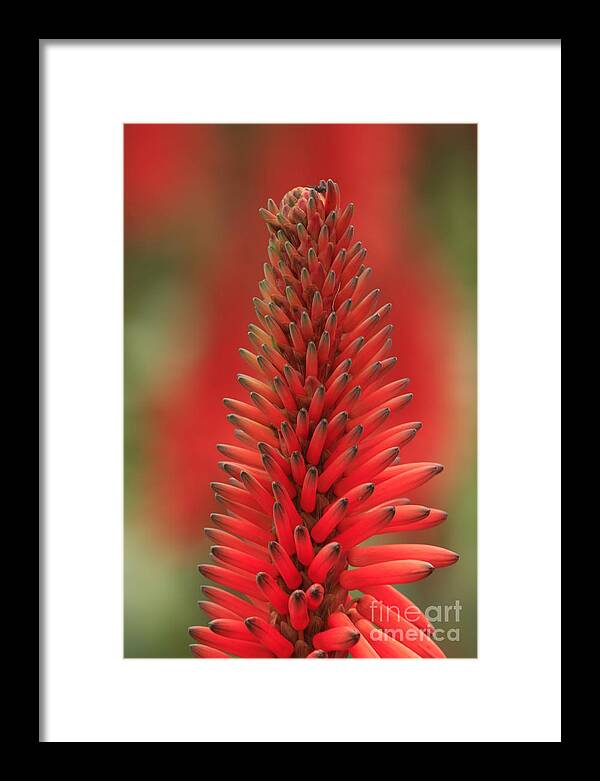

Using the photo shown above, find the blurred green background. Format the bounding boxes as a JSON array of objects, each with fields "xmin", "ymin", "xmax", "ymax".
[{"xmin": 124, "ymin": 124, "xmax": 476, "ymax": 658}]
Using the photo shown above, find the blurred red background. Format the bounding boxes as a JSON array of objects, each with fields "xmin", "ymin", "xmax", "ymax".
[{"xmin": 124, "ymin": 124, "xmax": 477, "ymax": 657}]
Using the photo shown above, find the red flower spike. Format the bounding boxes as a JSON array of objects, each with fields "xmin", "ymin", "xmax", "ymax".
[{"xmin": 194, "ymin": 181, "xmax": 457, "ymax": 657}]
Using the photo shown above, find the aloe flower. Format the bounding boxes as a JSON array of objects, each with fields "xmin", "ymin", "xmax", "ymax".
[{"xmin": 190, "ymin": 180, "xmax": 458, "ymax": 658}]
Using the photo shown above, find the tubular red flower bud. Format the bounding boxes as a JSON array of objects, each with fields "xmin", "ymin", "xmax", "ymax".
[
  {"xmin": 244, "ymin": 617, "xmax": 295, "ymax": 658},
  {"xmin": 190, "ymin": 644, "xmax": 229, "ymax": 659},
  {"xmin": 214, "ymin": 495, "xmax": 271, "ymax": 530},
  {"xmin": 306, "ymin": 419, "xmax": 328, "ymax": 465},
  {"xmin": 209, "ymin": 513, "xmax": 273, "ymax": 547},
  {"xmin": 340, "ymin": 560, "xmax": 433, "ymax": 590},
  {"xmin": 224, "ymin": 396, "xmax": 269, "ymax": 426},
  {"xmin": 310, "ymin": 497, "xmax": 349, "ymax": 543},
  {"xmin": 324, "ymin": 425, "xmax": 364, "ymax": 465},
  {"xmin": 290, "ymin": 450, "xmax": 307, "ymax": 485},
  {"xmin": 210, "ymin": 481, "xmax": 260, "ymax": 511},
  {"xmin": 201, "ymin": 586, "xmax": 269, "ymax": 621},
  {"xmin": 300, "ymin": 466, "xmax": 318, "ymax": 513},
  {"xmin": 305, "ymin": 582, "xmax": 325, "ymax": 610},
  {"xmin": 268, "ymin": 540, "xmax": 303, "ymax": 590},
  {"xmin": 199, "ymin": 564, "xmax": 266, "ymax": 602},
  {"xmin": 317, "ymin": 446, "xmax": 358, "ymax": 493},
  {"xmin": 360, "ymin": 464, "xmax": 444, "ymax": 509},
  {"xmin": 397, "ymin": 508, "xmax": 448, "ymax": 532},
  {"xmin": 320, "ymin": 414, "xmax": 346, "ymax": 450},
  {"xmin": 204, "ymin": 527, "xmax": 272, "ymax": 562},
  {"xmin": 272, "ymin": 481, "xmax": 303, "ymax": 528},
  {"xmin": 296, "ymin": 409, "xmax": 310, "ymax": 444},
  {"xmin": 280, "ymin": 420, "xmax": 301, "ymax": 453},
  {"xmin": 356, "ymin": 595, "xmax": 444, "ymax": 658},
  {"xmin": 353, "ymin": 618, "xmax": 419, "ymax": 659},
  {"xmin": 305, "ymin": 342, "xmax": 318, "ymax": 379},
  {"xmin": 188, "ymin": 626, "xmax": 274, "ymax": 658},
  {"xmin": 337, "ymin": 503, "xmax": 428, "ymax": 533},
  {"xmin": 261, "ymin": 454, "xmax": 297, "ymax": 499},
  {"xmin": 368, "ymin": 585, "xmax": 435, "ymax": 635},
  {"xmin": 255, "ymin": 572, "xmax": 290, "ymax": 615},
  {"xmin": 307, "ymin": 542, "xmax": 342, "ymax": 583},
  {"xmin": 198, "ymin": 600, "xmax": 240, "ymax": 622},
  {"xmin": 344, "ymin": 482, "xmax": 376, "ymax": 510},
  {"xmin": 348, "ymin": 544, "xmax": 459, "ymax": 569},
  {"xmin": 210, "ymin": 545, "xmax": 278, "ymax": 578},
  {"xmin": 294, "ymin": 525, "xmax": 314, "ymax": 566},
  {"xmin": 208, "ymin": 618, "xmax": 255, "ymax": 641},
  {"xmin": 313, "ymin": 626, "xmax": 360, "ymax": 652},
  {"xmin": 288, "ymin": 590, "xmax": 310, "ymax": 631},
  {"xmin": 328, "ymin": 611, "xmax": 379, "ymax": 658},
  {"xmin": 194, "ymin": 181, "xmax": 456, "ymax": 657},
  {"xmin": 239, "ymin": 471, "xmax": 275, "ymax": 514},
  {"xmin": 333, "ymin": 447, "xmax": 400, "ymax": 496},
  {"xmin": 216, "ymin": 443, "xmax": 263, "ymax": 469},
  {"xmin": 272, "ymin": 501, "xmax": 295, "ymax": 556},
  {"xmin": 333, "ymin": 506, "xmax": 396, "ymax": 550}
]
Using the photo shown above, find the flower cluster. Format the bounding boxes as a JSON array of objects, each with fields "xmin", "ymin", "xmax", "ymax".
[{"xmin": 190, "ymin": 180, "xmax": 458, "ymax": 658}]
